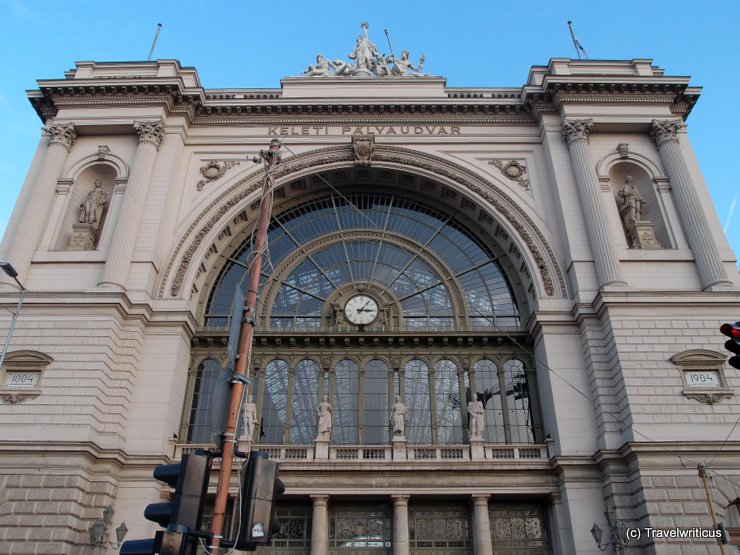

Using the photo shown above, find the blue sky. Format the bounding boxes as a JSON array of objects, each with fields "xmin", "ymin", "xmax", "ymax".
[{"xmin": 1, "ymin": 0, "xmax": 738, "ymax": 262}]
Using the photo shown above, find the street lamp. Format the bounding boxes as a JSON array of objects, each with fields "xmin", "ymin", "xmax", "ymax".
[
  {"xmin": 88, "ymin": 504, "xmax": 128, "ymax": 548},
  {"xmin": 591, "ymin": 506, "xmax": 630, "ymax": 553},
  {"xmin": 0, "ymin": 262, "xmax": 26, "ymax": 369}
]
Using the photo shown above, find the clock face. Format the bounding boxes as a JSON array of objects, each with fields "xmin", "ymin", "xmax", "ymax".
[{"xmin": 344, "ymin": 294, "xmax": 379, "ymax": 326}]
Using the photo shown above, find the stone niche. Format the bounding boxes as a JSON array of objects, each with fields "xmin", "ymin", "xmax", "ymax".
[
  {"xmin": 58, "ymin": 165, "xmax": 115, "ymax": 251},
  {"xmin": 610, "ymin": 163, "xmax": 669, "ymax": 249}
]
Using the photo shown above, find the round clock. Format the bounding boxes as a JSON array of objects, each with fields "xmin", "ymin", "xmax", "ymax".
[{"xmin": 344, "ymin": 294, "xmax": 379, "ymax": 326}]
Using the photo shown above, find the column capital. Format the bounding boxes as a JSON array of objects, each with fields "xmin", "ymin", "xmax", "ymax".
[
  {"xmin": 134, "ymin": 120, "xmax": 165, "ymax": 150},
  {"xmin": 650, "ymin": 119, "xmax": 683, "ymax": 146},
  {"xmin": 391, "ymin": 494, "xmax": 410, "ymax": 505},
  {"xmin": 310, "ymin": 494, "xmax": 330, "ymax": 505},
  {"xmin": 561, "ymin": 119, "xmax": 593, "ymax": 144},
  {"xmin": 471, "ymin": 494, "xmax": 490, "ymax": 506},
  {"xmin": 44, "ymin": 123, "xmax": 77, "ymax": 151}
]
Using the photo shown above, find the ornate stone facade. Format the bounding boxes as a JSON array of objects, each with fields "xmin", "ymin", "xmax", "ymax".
[{"xmin": 0, "ymin": 57, "xmax": 738, "ymax": 555}]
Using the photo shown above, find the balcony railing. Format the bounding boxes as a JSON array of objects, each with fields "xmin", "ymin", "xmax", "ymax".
[{"xmin": 171, "ymin": 440, "xmax": 548, "ymax": 463}]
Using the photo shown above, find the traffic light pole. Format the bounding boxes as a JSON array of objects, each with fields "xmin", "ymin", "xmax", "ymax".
[{"xmin": 209, "ymin": 140, "xmax": 282, "ymax": 553}]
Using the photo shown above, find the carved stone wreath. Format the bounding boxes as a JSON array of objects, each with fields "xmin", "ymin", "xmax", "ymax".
[
  {"xmin": 197, "ymin": 160, "xmax": 240, "ymax": 191},
  {"xmin": 489, "ymin": 160, "xmax": 530, "ymax": 191}
]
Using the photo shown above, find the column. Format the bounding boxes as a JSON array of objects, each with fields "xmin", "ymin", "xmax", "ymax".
[
  {"xmin": 651, "ymin": 119, "xmax": 731, "ymax": 289},
  {"xmin": 3, "ymin": 124, "xmax": 76, "ymax": 281},
  {"xmin": 392, "ymin": 495, "xmax": 410, "ymax": 555},
  {"xmin": 100, "ymin": 120, "xmax": 164, "ymax": 289},
  {"xmin": 310, "ymin": 495, "xmax": 329, "ymax": 555},
  {"xmin": 561, "ymin": 119, "xmax": 626, "ymax": 289},
  {"xmin": 472, "ymin": 495, "xmax": 493, "ymax": 555}
]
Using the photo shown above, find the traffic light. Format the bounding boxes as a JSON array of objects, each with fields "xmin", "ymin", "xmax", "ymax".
[
  {"xmin": 120, "ymin": 453, "xmax": 211, "ymax": 555},
  {"xmin": 233, "ymin": 451, "xmax": 285, "ymax": 550},
  {"xmin": 720, "ymin": 322, "xmax": 740, "ymax": 370}
]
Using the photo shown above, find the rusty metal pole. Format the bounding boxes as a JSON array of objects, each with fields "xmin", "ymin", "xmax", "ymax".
[
  {"xmin": 698, "ymin": 463, "xmax": 727, "ymax": 555},
  {"xmin": 209, "ymin": 139, "xmax": 281, "ymax": 552}
]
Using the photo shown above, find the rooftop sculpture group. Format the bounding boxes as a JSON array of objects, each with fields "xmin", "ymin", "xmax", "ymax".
[{"xmin": 302, "ymin": 22, "xmax": 426, "ymax": 78}]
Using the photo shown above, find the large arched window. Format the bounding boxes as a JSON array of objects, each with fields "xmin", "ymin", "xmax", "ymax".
[
  {"xmin": 186, "ymin": 188, "xmax": 540, "ymax": 448},
  {"xmin": 205, "ymin": 193, "xmax": 521, "ymax": 331}
]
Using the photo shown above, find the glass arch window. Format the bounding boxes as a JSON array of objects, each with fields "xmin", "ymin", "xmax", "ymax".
[
  {"xmin": 405, "ymin": 359, "xmax": 431, "ymax": 444},
  {"xmin": 187, "ymin": 358, "xmax": 223, "ymax": 443},
  {"xmin": 290, "ymin": 359, "xmax": 319, "ymax": 444},
  {"xmin": 262, "ymin": 359, "xmax": 290, "ymax": 444},
  {"xmin": 364, "ymin": 359, "xmax": 390, "ymax": 445},
  {"xmin": 435, "ymin": 359, "xmax": 463, "ymax": 444},
  {"xmin": 333, "ymin": 359, "xmax": 360, "ymax": 445},
  {"xmin": 205, "ymin": 193, "xmax": 521, "ymax": 331}
]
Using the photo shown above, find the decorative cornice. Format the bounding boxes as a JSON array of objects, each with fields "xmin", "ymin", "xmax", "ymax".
[
  {"xmin": 134, "ymin": 120, "xmax": 165, "ymax": 150},
  {"xmin": 561, "ymin": 119, "xmax": 593, "ymax": 144},
  {"xmin": 650, "ymin": 119, "xmax": 683, "ymax": 147},
  {"xmin": 44, "ymin": 123, "xmax": 77, "ymax": 151},
  {"xmin": 194, "ymin": 108, "xmax": 534, "ymax": 126},
  {"xmin": 160, "ymin": 145, "xmax": 567, "ymax": 301}
]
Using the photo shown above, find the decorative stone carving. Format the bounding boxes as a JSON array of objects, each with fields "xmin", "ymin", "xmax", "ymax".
[
  {"xmin": 617, "ymin": 143, "xmax": 629, "ymax": 159},
  {"xmin": 650, "ymin": 119, "xmax": 682, "ymax": 146},
  {"xmin": 79, "ymin": 179, "xmax": 108, "ymax": 228},
  {"xmin": 45, "ymin": 123, "xmax": 77, "ymax": 151},
  {"xmin": 68, "ymin": 223, "xmax": 97, "ymax": 251},
  {"xmin": 133, "ymin": 120, "xmax": 165, "ymax": 150},
  {"xmin": 316, "ymin": 395, "xmax": 332, "ymax": 439},
  {"xmin": 162, "ymin": 144, "xmax": 567, "ymax": 300},
  {"xmin": 617, "ymin": 176, "xmax": 645, "ymax": 226},
  {"xmin": 683, "ymin": 392, "xmax": 734, "ymax": 405},
  {"xmin": 390, "ymin": 396, "xmax": 406, "ymax": 437},
  {"xmin": 352, "ymin": 134, "xmax": 375, "ymax": 166},
  {"xmin": 97, "ymin": 145, "xmax": 110, "ymax": 160},
  {"xmin": 300, "ymin": 22, "xmax": 426, "ymax": 78},
  {"xmin": 489, "ymin": 160, "xmax": 530, "ymax": 190},
  {"xmin": 240, "ymin": 401, "xmax": 257, "ymax": 442},
  {"xmin": 561, "ymin": 119, "xmax": 593, "ymax": 144},
  {"xmin": 467, "ymin": 398, "xmax": 485, "ymax": 439},
  {"xmin": 1, "ymin": 392, "xmax": 40, "ymax": 404},
  {"xmin": 302, "ymin": 54, "xmax": 334, "ymax": 77},
  {"xmin": 197, "ymin": 160, "xmax": 241, "ymax": 191}
]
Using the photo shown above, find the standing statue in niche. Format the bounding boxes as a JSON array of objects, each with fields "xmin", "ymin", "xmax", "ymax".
[
  {"xmin": 617, "ymin": 175, "xmax": 646, "ymax": 225},
  {"xmin": 79, "ymin": 179, "xmax": 108, "ymax": 228},
  {"xmin": 467, "ymin": 397, "xmax": 485, "ymax": 439},
  {"xmin": 316, "ymin": 395, "xmax": 332, "ymax": 439},
  {"xmin": 390, "ymin": 395, "xmax": 407, "ymax": 437}
]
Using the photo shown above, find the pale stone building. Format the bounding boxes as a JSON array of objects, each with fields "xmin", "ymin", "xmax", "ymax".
[{"xmin": 0, "ymin": 41, "xmax": 739, "ymax": 555}]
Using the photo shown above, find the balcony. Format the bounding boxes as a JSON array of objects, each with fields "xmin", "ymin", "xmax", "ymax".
[{"xmin": 171, "ymin": 441, "xmax": 548, "ymax": 463}]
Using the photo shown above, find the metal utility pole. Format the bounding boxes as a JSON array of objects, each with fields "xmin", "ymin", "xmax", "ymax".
[
  {"xmin": 208, "ymin": 139, "xmax": 282, "ymax": 553},
  {"xmin": 698, "ymin": 463, "xmax": 727, "ymax": 555}
]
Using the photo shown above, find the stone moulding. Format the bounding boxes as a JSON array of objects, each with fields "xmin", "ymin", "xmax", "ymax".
[{"xmin": 159, "ymin": 144, "xmax": 567, "ymax": 300}]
